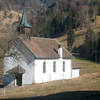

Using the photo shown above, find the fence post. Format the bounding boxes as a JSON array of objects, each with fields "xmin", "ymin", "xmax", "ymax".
[{"xmin": 4, "ymin": 88, "xmax": 6, "ymax": 97}]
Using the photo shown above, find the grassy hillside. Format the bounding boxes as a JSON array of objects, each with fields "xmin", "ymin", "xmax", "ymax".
[
  {"xmin": 57, "ymin": 16, "xmax": 100, "ymax": 50},
  {"xmin": 0, "ymin": 10, "xmax": 19, "ymax": 84},
  {"xmin": 92, "ymin": 16, "xmax": 100, "ymax": 33},
  {"xmin": 0, "ymin": 10, "xmax": 20, "ymax": 39},
  {"xmin": 73, "ymin": 58, "xmax": 100, "ymax": 75}
]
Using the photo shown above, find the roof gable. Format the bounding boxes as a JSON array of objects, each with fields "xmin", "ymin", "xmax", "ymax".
[{"xmin": 14, "ymin": 38, "xmax": 35, "ymax": 63}]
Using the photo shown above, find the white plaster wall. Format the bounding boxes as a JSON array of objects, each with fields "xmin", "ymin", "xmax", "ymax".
[
  {"xmin": 4, "ymin": 56, "xmax": 35, "ymax": 85},
  {"xmin": 4, "ymin": 57, "xmax": 18, "ymax": 74},
  {"xmin": 21, "ymin": 61, "xmax": 35, "ymax": 84},
  {"xmin": 4, "ymin": 46, "xmax": 21, "ymax": 74},
  {"xmin": 72, "ymin": 69, "xmax": 80, "ymax": 78},
  {"xmin": 34, "ymin": 59, "xmax": 72, "ymax": 83},
  {"xmin": 4, "ymin": 47, "xmax": 35, "ymax": 85}
]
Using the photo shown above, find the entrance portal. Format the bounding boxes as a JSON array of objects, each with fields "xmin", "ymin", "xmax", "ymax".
[
  {"xmin": 15, "ymin": 74, "xmax": 22, "ymax": 86},
  {"xmin": 7, "ymin": 65, "xmax": 25, "ymax": 87}
]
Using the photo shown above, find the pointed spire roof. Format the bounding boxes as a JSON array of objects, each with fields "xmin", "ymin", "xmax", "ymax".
[{"xmin": 18, "ymin": 10, "xmax": 32, "ymax": 28}]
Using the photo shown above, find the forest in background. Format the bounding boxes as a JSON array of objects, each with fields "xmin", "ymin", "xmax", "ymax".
[
  {"xmin": 0, "ymin": 0, "xmax": 100, "ymax": 63},
  {"xmin": 30, "ymin": 0, "xmax": 100, "ymax": 63}
]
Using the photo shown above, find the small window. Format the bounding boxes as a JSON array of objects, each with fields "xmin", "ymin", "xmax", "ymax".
[
  {"xmin": 43, "ymin": 62, "xmax": 46, "ymax": 73},
  {"xmin": 63, "ymin": 61, "xmax": 65, "ymax": 72},
  {"xmin": 53, "ymin": 61, "xmax": 56, "ymax": 72}
]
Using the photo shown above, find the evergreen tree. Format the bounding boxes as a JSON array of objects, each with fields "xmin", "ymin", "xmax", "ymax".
[
  {"xmin": 84, "ymin": 28, "xmax": 97, "ymax": 61},
  {"xmin": 90, "ymin": 0, "xmax": 98, "ymax": 5},
  {"xmin": 90, "ymin": 0, "xmax": 98, "ymax": 19},
  {"xmin": 67, "ymin": 29, "xmax": 75, "ymax": 50},
  {"xmin": 97, "ymin": 32, "xmax": 100, "ymax": 63},
  {"xmin": 64, "ymin": 11, "xmax": 76, "ymax": 32},
  {"xmin": 0, "ymin": 3, "xmax": 2, "ymax": 11},
  {"xmin": 89, "ymin": 7, "xmax": 94, "ymax": 19}
]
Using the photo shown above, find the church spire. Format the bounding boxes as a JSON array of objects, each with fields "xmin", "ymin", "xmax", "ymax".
[
  {"xmin": 18, "ymin": 10, "xmax": 32, "ymax": 28},
  {"xmin": 17, "ymin": 10, "xmax": 32, "ymax": 39}
]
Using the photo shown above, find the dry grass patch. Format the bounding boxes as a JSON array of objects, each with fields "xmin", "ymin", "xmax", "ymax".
[
  {"xmin": 0, "ymin": 57, "xmax": 100, "ymax": 99},
  {"xmin": 0, "ymin": 72, "xmax": 100, "ymax": 99},
  {"xmin": 92, "ymin": 16, "xmax": 100, "ymax": 32},
  {"xmin": 73, "ymin": 58, "xmax": 100, "ymax": 75}
]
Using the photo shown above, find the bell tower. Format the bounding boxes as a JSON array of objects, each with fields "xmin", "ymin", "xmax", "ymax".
[{"xmin": 17, "ymin": 10, "xmax": 32, "ymax": 39}]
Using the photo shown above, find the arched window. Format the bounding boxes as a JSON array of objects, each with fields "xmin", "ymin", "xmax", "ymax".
[
  {"xmin": 43, "ymin": 62, "xmax": 46, "ymax": 73},
  {"xmin": 63, "ymin": 61, "xmax": 65, "ymax": 72},
  {"xmin": 53, "ymin": 61, "xmax": 56, "ymax": 72}
]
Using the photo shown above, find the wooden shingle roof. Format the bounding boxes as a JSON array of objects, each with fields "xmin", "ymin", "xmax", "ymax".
[
  {"xmin": 20, "ymin": 37, "xmax": 72, "ymax": 59},
  {"xmin": 14, "ymin": 37, "xmax": 72, "ymax": 60}
]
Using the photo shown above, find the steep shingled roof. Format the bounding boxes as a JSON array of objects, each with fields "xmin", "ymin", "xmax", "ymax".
[{"xmin": 17, "ymin": 37, "xmax": 72, "ymax": 59}]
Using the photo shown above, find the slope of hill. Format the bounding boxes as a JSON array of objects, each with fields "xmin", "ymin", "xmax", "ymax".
[
  {"xmin": 0, "ymin": 10, "xmax": 20, "ymax": 39},
  {"xmin": 0, "ymin": 0, "xmax": 44, "ymax": 11},
  {"xmin": 0, "ymin": 10, "xmax": 20, "ymax": 84},
  {"xmin": 40, "ymin": 0, "xmax": 57, "ymax": 6},
  {"xmin": 0, "ymin": 71, "xmax": 100, "ymax": 99},
  {"xmin": 57, "ymin": 15, "xmax": 100, "ymax": 50}
]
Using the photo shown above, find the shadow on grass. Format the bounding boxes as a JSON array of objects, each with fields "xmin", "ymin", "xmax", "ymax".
[{"xmin": 5, "ymin": 91, "xmax": 100, "ymax": 100}]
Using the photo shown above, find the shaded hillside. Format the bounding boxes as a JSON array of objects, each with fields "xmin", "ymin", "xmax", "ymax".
[
  {"xmin": 0, "ymin": 0, "xmax": 98, "ymax": 38},
  {"xmin": 0, "ymin": 0, "xmax": 43, "ymax": 9},
  {"xmin": 0, "ymin": 0, "xmax": 58, "ymax": 11},
  {"xmin": 40, "ymin": 0, "xmax": 57, "ymax": 6},
  {"xmin": 0, "ymin": 0, "xmax": 46, "ymax": 15}
]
